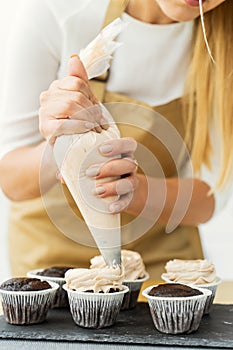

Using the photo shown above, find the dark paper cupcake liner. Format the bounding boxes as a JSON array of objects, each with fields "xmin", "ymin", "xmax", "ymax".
[
  {"xmin": 0, "ymin": 281, "xmax": 59, "ymax": 325},
  {"xmin": 161, "ymin": 275, "xmax": 221, "ymax": 314},
  {"xmin": 121, "ymin": 272, "xmax": 149, "ymax": 310},
  {"xmin": 63, "ymin": 284, "xmax": 129, "ymax": 328},
  {"xmin": 27, "ymin": 269, "xmax": 69, "ymax": 308},
  {"xmin": 142, "ymin": 285, "xmax": 211, "ymax": 334}
]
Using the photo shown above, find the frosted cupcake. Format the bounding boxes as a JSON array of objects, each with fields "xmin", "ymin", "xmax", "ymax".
[
  {"xmin": 0, "ymin": 277, "xmax": 59, "ymax": 324},
  {"xmin": 64, "ymin": 266, "xmax": 128, "ymax": 328},
  {"xmin": 143, "ymin": 283, "xmax": 211, "ymax": 334},
  {"xmin": 90, "ymin": 250, "xmax": 149, "ymax": 310},
  {"xmin": 161, "ymin": 259, "xmax": 221, "ymax": 314},
  {"xmin": 27, "ymin": 266, "xmax": 74, "ymax": 308}
]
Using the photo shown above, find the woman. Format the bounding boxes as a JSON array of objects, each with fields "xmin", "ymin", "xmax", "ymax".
[{"xmin": 0, "ymin": 0, "xmax": 232, "ymax": 278}]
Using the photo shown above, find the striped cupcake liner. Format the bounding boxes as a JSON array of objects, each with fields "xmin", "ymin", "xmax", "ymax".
[
  {"xmin": 63, "ymin": 284, "xmax": 129, "ymax": 328},
  {"xmin": 142, "ymin": 284, "xmax": 211, "ymax": 334},
  {"xmin": 0, "ymin": 281, "xmax": 59, "ymax": 325}
]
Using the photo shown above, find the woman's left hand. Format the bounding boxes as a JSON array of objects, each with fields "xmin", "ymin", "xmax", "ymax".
[{"xmin": 86, "ymin": 137, "xmax": 138, "ymax": 213}]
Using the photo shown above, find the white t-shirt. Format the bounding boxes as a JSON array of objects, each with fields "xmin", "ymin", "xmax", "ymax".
[{"xmin": 0, "ymin": 0, "xmax": 231, "ymax": 216}]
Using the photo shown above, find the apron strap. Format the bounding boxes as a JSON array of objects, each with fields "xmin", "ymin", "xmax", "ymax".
[
  {"xmin": 89, "ymin": 0, "xmax": 129, "ymax": 101},
  {"xmin": 103, "ymin": 0, "xmax": 129, "ymax": 27}
]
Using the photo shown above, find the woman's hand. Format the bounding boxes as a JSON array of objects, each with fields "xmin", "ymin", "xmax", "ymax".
[
  {"xmin": 86, "ymin": 137, "xmax": 138, "ymax": 213},
  {"xmin": 39, "ymin": 55, "xmax": 107, "ymax": 144}
]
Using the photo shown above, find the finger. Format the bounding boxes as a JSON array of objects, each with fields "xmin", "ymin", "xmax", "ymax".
[
  {"xmin": 40, "ymin": 100, "xmax": 89, "ymax": 121},
  {"xmin": 56, "ymin": 171, "xmax": 66, "ymax": 185},
  {"xmin": 69, "ymin": 55, "xmax": 100, "ymax": 105},
  {"xmin": 57, "ymin": 76, "xmax": 90, "ymax": 98},
  {"xmin": 71, "ymin": 104, "xmax": 107, "ymax": 130},
  {"xmin": 52, "ymin": 119, "xmax": 95, "ymax": 135},
  {"xmin": 85, "ymin": 158, "xmax": 138, "ymax": 179},
  {"xmin": 98, "ymin": 137, "xmax": 137, "ymax": 157},
  {"xmin": 53, "ymin": 89, "xmax": 94, "ymax": 110},
  {"xmin": 40, "ymin": 105, "xmax": 104, "ymax": 139},
  {"xmin": 109, "ymin": 193, "xmax": 134, "ymax": 213},
  {"xmin": 50, "ymin": 56, "xmax": 99, "ymax": 101},
  {"xmin": 40, "ymin": 88, "xmax": 93, "ymax": 113},
  {"xmin": 40, "ymin": 94, "xmax": 102, "ymax": 126},
  {"xmin": 49, "ymin": 75, "xmax": 94, "ymax": 103},
  {"xmin": 93, "ymin": 175, "xmax": 137, "ymax": 198},
  {"xmin": 41, "ymin": 118, "xmax": 95, "ymax": 144},
  {"xmin": 49, "ymin": 90, "xmax": 104, "ymax": 126},
  {"xmin": 100, "ymin": 116, "xmax": 109, "ymax": 130},
  {"xmin": 94, "ymin": 125, "xmax": 103, "ymax": 133},
  {"xmin": 65, "ymin": 90, "xmax": 93, "ymax": 110},
  {"xmin": 47, "ymin": 79, "xmax": 60, "ymax": 91},
  {"xmin": 68, "ymin": 55, "xmax": 89, "ymax": 82},
  {"xmin": 71, "ymin": 105, "xmax": 104, "ymax": 130}
]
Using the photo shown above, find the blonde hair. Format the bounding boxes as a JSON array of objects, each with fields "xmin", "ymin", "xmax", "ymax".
[{"xmin": 184, "ymin": 1, "xmax": 233, "ymax": 191}]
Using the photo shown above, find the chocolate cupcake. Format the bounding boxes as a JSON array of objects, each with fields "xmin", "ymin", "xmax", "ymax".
[
  {"xmin": 64, "ymin": 267, "xmax": 129, "ymax": 328},
  {"xmin": 0, "ymin": 277, "xmax": 59, "ymax": 325},
  {"xmin": 27, "ymin": 266, "xmax": 73, "ymax": 308},
  {"xmin": 148, "ymin": 283, "xmax": 203, "ymax": 297},
  {"xmin": 0, "ymin": 278, "xmax": 51, "ymax": 291},
  {"xmin": 161, "ymin": 259, "xmax": 221, "ymax": 314},
  {"xmin": 90, "ymin": 250, "xmax": 149, "ymax": 310},
  {"xmin": 36, "ymin": 266, "xmax": 71, "ymax": 278},
  {"xmin": 142, "ymin": 283, "xmax": 211, "ymax": 334}
]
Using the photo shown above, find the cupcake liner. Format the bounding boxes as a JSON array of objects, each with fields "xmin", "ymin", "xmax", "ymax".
[
  {"xmin": 142, "ymin": 285, "xmax": 211, "ymax": 334},
  {"xmin": 27, "ymin": 269, "xmax": 69, "ymax": 308},
  {"xmin": 0, "ymin": 281, "xmax": 59, "ymax": 325},
  {"xmin": 161, "ymin": 275, "xmax": 221, "ymax": 314},
  {"xmin": 63, "ymin": 284, "xmax": 129, "ymax": 328},
  {"xmin": 121, "ymin": 272, "xmax": 149, "ymax": 310},
  {"xmin": 194, "ymin": 278, "xmax": 222, "ymax": 314}
]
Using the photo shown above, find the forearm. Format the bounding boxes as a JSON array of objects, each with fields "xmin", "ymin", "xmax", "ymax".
[
  {"xmin": 0, "ymin": 141, "xmax": 57, "ymax": 201},
  {"xmin": 126, "ymin": 174, "xmax": 215, "ymax": 226}
]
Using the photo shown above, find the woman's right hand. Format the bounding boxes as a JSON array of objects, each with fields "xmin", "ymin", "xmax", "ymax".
[{"xmin": 39, "ymin": 55, "xmax": 107, "ymax": 144}]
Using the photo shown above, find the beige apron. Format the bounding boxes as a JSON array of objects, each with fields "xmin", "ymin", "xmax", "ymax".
[{"xmin": 8, "ymin": 0, "xmax": 203, "ymax": 278}]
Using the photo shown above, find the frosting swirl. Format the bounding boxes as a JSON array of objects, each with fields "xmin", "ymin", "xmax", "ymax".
[
  {"xmin": 65, "ymin": 266, "xmax": 124, "ymax": 293},
  {"xmin": 162, "ymin": 259, "xmax": 218, "ymax": 284},
  {"xmin": 90, "ymin": 250, "xmax": 146, "ymax": 281}
]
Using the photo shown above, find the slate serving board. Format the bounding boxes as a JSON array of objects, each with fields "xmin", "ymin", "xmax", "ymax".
[{"xmin": 0, "ymin": 303, "xmax": 232, "ymax": 348}]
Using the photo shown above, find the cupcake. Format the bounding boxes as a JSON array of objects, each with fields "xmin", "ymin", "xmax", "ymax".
[
  {"xmin": 142, "ymin": 283, "xmax": 211, "ymax": 334},
  {"xmin": 64, "ymin": 266, "xmax": 129, "ymax": 328},
  {"xmin": 27, "ymin": 266, "xmax": 73, "ymax": 308},
  {"xmin": 161, "ymin": 259, "xmax": 221, "ymax": 314},
  {"xmin": 0, "ymin": 277, "xmax": 59, "ymax": 325},
  {"xmin": 90, "ymin": 250, "xmax": 149, "ymax": 310}
]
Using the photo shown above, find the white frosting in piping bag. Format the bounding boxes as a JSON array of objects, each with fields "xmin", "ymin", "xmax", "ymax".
[{"xmin": 53, "ymin": 19, "xmax": 126, "ymax": 265}]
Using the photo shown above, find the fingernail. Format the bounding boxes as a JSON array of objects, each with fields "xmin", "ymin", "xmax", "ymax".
[
  {"xmin": 109, "ymin": 203, "xmax": 121, "ymax": 212},
  {"xmin": 92, "ymin": 186, "xmax": 106, "ymax": 195},
  {"xmin": 99, "ymin": 144, "xmax": 112, "ymax": 154},
  {"xmin": 94, "ymin": 125, "xmax": 102, "ymax": 133},
  {"xmin": 85, "ymin": 166, "xmax": 100, "ymax": 177},
  {"xmin": 70, "ymin": 53, "xmax": 79, "ymax": 59},
  {"xmin": 100, "ymin": 118, "xmax": 109, "ymax": 130},
  {"xmin": 85, "ymin": 122, "xmax": 95, "ymax": 129}
]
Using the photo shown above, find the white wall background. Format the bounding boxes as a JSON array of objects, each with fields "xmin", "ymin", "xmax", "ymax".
[
  {"xmin": 0, "ymin": 0, "xmax": 233, "ymax": 281},
  {"xmin": 0, "ymin": 0, "xmax": 14, "ymax": 281}
]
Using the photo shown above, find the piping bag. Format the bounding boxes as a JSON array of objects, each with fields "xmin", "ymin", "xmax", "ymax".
[{"xmin": 53, "ymin": 19, "xmax": 127, "ymax": 266}]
